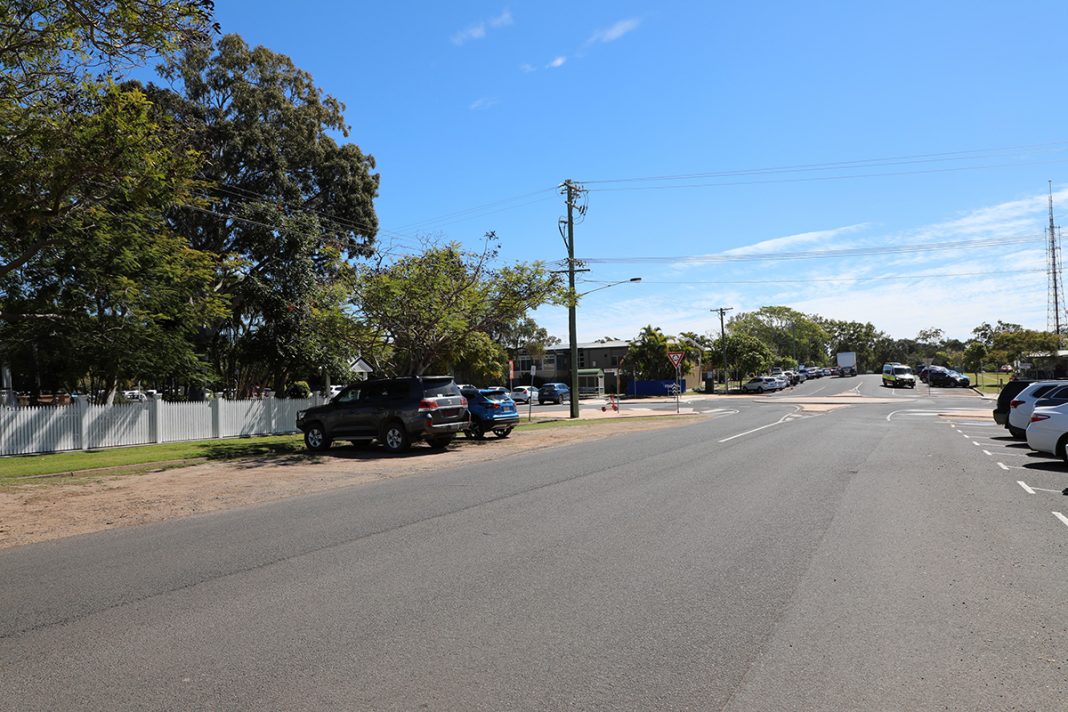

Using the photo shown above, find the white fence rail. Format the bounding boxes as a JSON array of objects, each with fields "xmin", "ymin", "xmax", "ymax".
[{"xmin": 0, "ymin": 396, "xmax": 325, "ymax": 456}]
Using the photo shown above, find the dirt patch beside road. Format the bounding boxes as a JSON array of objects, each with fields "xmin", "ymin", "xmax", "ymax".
[{"xmin": 0, "ymin": 415, "xmax": 695, "ymax": 550}]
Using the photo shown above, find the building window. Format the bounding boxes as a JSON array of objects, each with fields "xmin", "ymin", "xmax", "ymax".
[
  {"xmin": 610, "ymin": 355, "xmax": 620, "ymax": 367},
  {"xmin": 543, "ymin": 354, "xmax": 556, "ymax": 366}
]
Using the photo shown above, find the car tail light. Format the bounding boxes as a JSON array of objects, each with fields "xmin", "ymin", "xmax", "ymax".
[
  {"xmin": 1010, "ymin": 399, "xmax": 1024, "ymax": 409},
  {"xmin": 418, "ymin": 398, "xmax": 438, "ymax": 412},
  {"xmin": 1031, "ymin": 413, "xmax": 1050, "ymax": 422},
  {"xmin": 460, "ymin": 396, "xmax": 468, "ymax": 407}
]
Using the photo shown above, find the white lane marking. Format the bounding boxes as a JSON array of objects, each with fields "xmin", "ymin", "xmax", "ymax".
[
  {"xmin": 1018, "ymin": 481, "xmax": 1036, "ymax": 494},
  {"xmin": 961, "ymin": 432, "xmax": 971, "ymax": 438},
  {"xmin": 718, "ymin": 412, "xmax": 799, "ymax": 443},
  {"xmin": 998, "ymin": 462, "xmax": 1010, "ymax": 470},
  {"xmin": 1053, "ymin": 512, "xmax": 1068, "ymax": 528},
  {"xmin": 983, "ymin": 450, "xmax": 993, "ymax": 456}
]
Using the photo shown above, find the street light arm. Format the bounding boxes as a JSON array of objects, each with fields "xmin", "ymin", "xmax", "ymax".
[{"xmin": 575, "ymin": 277, "xmax": 641, "ymax": 299}]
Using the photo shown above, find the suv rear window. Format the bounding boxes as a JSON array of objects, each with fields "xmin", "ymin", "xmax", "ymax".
[{"xmin": 422, "ymin": 378, "xmax": 460, "ymax": 397}]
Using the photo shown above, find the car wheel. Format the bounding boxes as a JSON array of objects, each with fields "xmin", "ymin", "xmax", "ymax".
[
  {"xmin": 1058, "ymin": 435, "xmax": 1068, "ymax": 464},
  {"xmin": 1007, "ymin": 425, "xmax": 1026, "ymax": 440},
  {"xmin": 470, "ymin": 419, "xmax": 486, "ymax": 439},
  {"xmin": 426, "ymin": 435, "xmax": 454, "ymax": 450},
  {"xmin": 381, "ymin": 421, "xmax": 411, "ymax": 453},
  {"xmin": 303, "ymin": 424, "xmax": 332, "ymax": 452},
  {"xmin": 493, "ymin": 427, "xmax": 512, "ymax": 439}
]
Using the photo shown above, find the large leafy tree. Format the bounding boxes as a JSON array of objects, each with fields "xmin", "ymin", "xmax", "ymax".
[
  {"xmin": 623, "ymin": 325, "xmax": 687, "ymax": 380},
  {"xmin": 145, "ymin": 33, "xmax": 381, "ymax": 393},
  {"xmin": 1, "ymin": 87, "xmax": 223, "ymax": 398},
  {"xmin": 1, "ymin": 0, "xmax": 215, "ymax": 281},
  {"xmin": 816, "ymin": 318, "xmax": 885, "ymax": 373},
  {"xmin": 730, "ymin": 306, "xmax": 828, "ymax": 366},
  {"xmin": 353, "ymin": 236, "xmax": 562, "ymax": 377}
]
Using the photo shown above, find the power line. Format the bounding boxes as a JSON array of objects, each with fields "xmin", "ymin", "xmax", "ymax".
[
  {"xmin": 618, "ymin": 269, "xmax": 1046, "ymax": 285},
  {"xmin": 583, "ymin": 158, "xmax": 1068, "ymax": 192},
  {"xmin": 572, "ymin": 234, "xmax": 1045, "ymax": 265},
  {"xmin": 578, "ymin": 140, "xmax": 1068, "ymax": 185}
]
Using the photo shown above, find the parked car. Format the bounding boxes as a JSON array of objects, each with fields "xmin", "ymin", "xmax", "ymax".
[
  {"xmin": 1006, "ymin": 381, "xmax": 1068, "ymax": 438},
  {"xmin": 460, "ymin": 387, "xmax": 520, "ymax": 439},
  {"xmin": 296, "ymin": 376, "xmax": 468, "ymax": 453},
  {"xmin": 509, "ymin": 386, "xmax": 537, "ymax": 404},
  {"xmin": 992, "ymin": 378, "xmax": 1037, "ymax": 426},
  {"xmin": 1025, "ymin": 401, "xmax": 1068, "ymax": 461},
  {"xmin": 926, "ymin": 368, "xmax": 969, "ymax": 388},
  {"xmin": 538, "ymin": 382, "xmax": 571, "ymax": 405},
  {"xmin": 771, "ymin": 374, "xmax": 789, "ymax": 390},
  {"xmin": 742, "ymin": 377, "xmax": 777, "ymax": 393}
]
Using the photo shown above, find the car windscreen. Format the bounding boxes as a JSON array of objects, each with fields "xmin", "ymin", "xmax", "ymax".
[
  {"xmin": 894, "ymin": 367, "xmax": 912, "ymax": 375},
  {"xmin": 423, "ymin": 378, "xmax": 460, "ymax": 397}
]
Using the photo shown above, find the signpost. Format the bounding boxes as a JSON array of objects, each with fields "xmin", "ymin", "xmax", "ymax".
[
  {"xmin": 668, "ymin": 351, "xmax": 684, "ymax": 414},
  {"xmin": 528, "ymin": 364, "xmax": 536, "ymax": 421}
]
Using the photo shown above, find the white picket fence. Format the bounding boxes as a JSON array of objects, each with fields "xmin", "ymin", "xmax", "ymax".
[{"xmin": 0, "ymin": 396, "xmax": 325, "ymax": 456}]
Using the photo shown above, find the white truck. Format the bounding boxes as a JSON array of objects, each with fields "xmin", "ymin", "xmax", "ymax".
[{"xmin": 836, "ymin": 351, "xmax": 857, "ymax": 377}]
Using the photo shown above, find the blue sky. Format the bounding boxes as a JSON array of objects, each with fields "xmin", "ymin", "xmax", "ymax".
[{"xmin": 211, "ymin": 1, "xmax": 1068, "ymax": 343}]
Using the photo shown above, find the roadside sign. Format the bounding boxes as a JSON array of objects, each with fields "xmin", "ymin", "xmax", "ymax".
[
  {"xmin": 508, "ymin": 359, "xmax": 514, "ymax": 380},
  {"xmin": 668, "ymin": 351, "xmax": 684, "ymax": 368}
]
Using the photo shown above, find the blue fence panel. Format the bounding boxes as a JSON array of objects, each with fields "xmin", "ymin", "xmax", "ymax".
[{"xmin": 626, "ymin": 379, "xmax": 686, "ymax": 396}]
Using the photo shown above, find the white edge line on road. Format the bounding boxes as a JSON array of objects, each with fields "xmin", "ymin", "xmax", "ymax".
[
  {"xmin": 1018, "ymin": 480, "xmax": 1035, "ymax": 494},
  {"xmin": 998, "ymin": 462, "xmax": 1010, "ymax": 470},
  {"xmin": 1053, "ymin": 512, "xmax": 1068, "ymax": 528}
]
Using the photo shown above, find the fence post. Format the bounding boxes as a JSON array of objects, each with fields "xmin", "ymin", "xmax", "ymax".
[
  {"xmin": 266, "ymin": 397, "xmax": 276, "ymax": 435},
  {"xmin": 150, "ymin": 396, "xmax": 163, "ymax": 444},
  {"xmin": 211, "ymin": 397, "xmax": 221, "ymax": 439},
  {"xmin": 79, "ymin": 398, "xmax": 91, "ymax": 451}
]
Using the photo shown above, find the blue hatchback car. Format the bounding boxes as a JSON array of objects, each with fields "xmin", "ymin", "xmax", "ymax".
[
  {"xmin": 460, "ymin": 387, "xmax": 520, "ymax": 439},
  {"xmin": 538, "ymin": 382, "xmax": 571, "ymax": 405}
]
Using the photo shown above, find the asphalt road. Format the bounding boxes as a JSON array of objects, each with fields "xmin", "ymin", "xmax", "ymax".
[{"xmin": 1, "ymin": 375, "xmax": 1065, "ymax": 710}]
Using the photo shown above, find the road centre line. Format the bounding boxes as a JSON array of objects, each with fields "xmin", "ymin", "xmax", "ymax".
[{"xmin": 1053, "ymin": 512, "xmax": 1068, "ymax": 528}]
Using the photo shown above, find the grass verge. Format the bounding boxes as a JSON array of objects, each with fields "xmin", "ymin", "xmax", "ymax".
[
  {"xmin": 0, "ymin": 435, "xmax": 305, "ymax": 483},
  {"xmin": 1, "ymin": 415, "xmax": 691, "ymax": 483}
]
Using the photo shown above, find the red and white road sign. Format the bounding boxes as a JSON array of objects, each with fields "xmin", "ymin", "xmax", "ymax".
[{"xmin": 668, "ymin": 351, "xmax": 684, "ymax": 368}]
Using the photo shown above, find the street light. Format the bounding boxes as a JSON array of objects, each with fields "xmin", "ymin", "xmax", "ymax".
[{"xmin": 567, "ymin": 277, "xmax": 641, "ymax": 418}]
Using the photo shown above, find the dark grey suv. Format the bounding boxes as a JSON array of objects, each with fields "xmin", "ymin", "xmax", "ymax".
[{"xmin": 296, "ymin": 376, "xmax": 469, "ymax": 453}]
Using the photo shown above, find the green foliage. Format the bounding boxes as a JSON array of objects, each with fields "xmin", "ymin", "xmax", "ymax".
[
  {"xmin": 146, "ymin": 33, "xmax": 381, "ymax": 393},
  {"xmin": 353, "ymin": 235, "xmax": 561, "ymax": 376},
  {"xmin": 712, "ymin": 332, "xmax": 774, "ymax": 379},
  {"xmin": 731, "ymin": 307, "xmax": 829, "ymax": 366},
  {"xmin": 623, "ymin": 325, "xmax": 676, "ymax": 379},
  {"xmin": 285, "ymin": 380, "xmax": 311, "ymax": 399}
]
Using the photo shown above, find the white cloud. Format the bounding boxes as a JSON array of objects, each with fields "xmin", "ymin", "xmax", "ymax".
[
  {"xmin": 587, "ymin": 18, "xmax": 641, "ymax": 45},
  {"xmin": 519, "ymin": 63, "xmax": 537, "ymax": 73},
  {"xmin": 469, "ymin": 97, "xmax": 498, "ymax": 111},
  {"xmin": 488, "ymin": 9, "xmax": 513, "ymax": 29},
  {"xmin": 722, "ymin": 224, "xmax": 870, "ymax": 256},
  {"xmin": 452, "ymin": 9, "xmax": 513, "ymax": 46},
  {"xmin": 547, "ymin": 56, "xmax": 567, "ymax": 69}
]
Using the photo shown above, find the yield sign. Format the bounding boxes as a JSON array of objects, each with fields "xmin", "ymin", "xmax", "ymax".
[{"xmin": 668, "ymin": 351, "xmax": 684, "ymax": 368}]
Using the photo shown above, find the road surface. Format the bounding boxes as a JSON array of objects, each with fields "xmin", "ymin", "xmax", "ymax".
[{"xmin": 1, "ymin": 375, "xmax": 1064, "ymax": 710}]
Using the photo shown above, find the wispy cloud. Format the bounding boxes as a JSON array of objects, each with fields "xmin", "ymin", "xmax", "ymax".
[
  {"xmin": 452, "ymin": 9, "xmax": 513, "ymax": 46},
  {"xmin": 519, "ymin": 63, "xmax": 537, "ymax": 73},
  {"xmin": 469, "ymin": 97, "xmax": 498, "ymax": 111},
  {"xmin": 586, "ymin": 18, "xmax": 641, "ymax": 45},
  {"xmin": 722, "ymin": 224, "xmax": 870, "ymax": 257},
  {"xmin": 547, "ymin": 56, "xmax": 567, "ymax": 69}
]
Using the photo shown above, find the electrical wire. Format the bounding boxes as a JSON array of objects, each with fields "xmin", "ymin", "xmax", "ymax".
[
  {"xmin": 570, "ymin": 234, "xmax": 1045, "ymax": 265},
  {"xmin": 578, "ymin": 140, "xmax": 1068, "ymax": 185}
]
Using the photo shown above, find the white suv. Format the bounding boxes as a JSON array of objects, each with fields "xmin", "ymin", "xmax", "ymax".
[{"xmin": 1007, "ymin": 381, "xmax": 1068, "ymax": 438}]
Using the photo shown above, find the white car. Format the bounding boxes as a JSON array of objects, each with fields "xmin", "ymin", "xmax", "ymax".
[
  {"xmin": 509, "ymin": 386, "xmax": 537, "ymax": 404},
  {"xmin": 771, "ymin": 375, "xmax": 788, "ymax": 390},
  {"xmin": 1007, "ymin": 381, "xmax": 1068, "ymax": 438},
  {"xmin": 1025, "ymin": 401, "xmax": 1068, "ymax": 460},
  {"xmin": 742, "ymin": 377, "xmax": 777, "ymax": 393}
]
